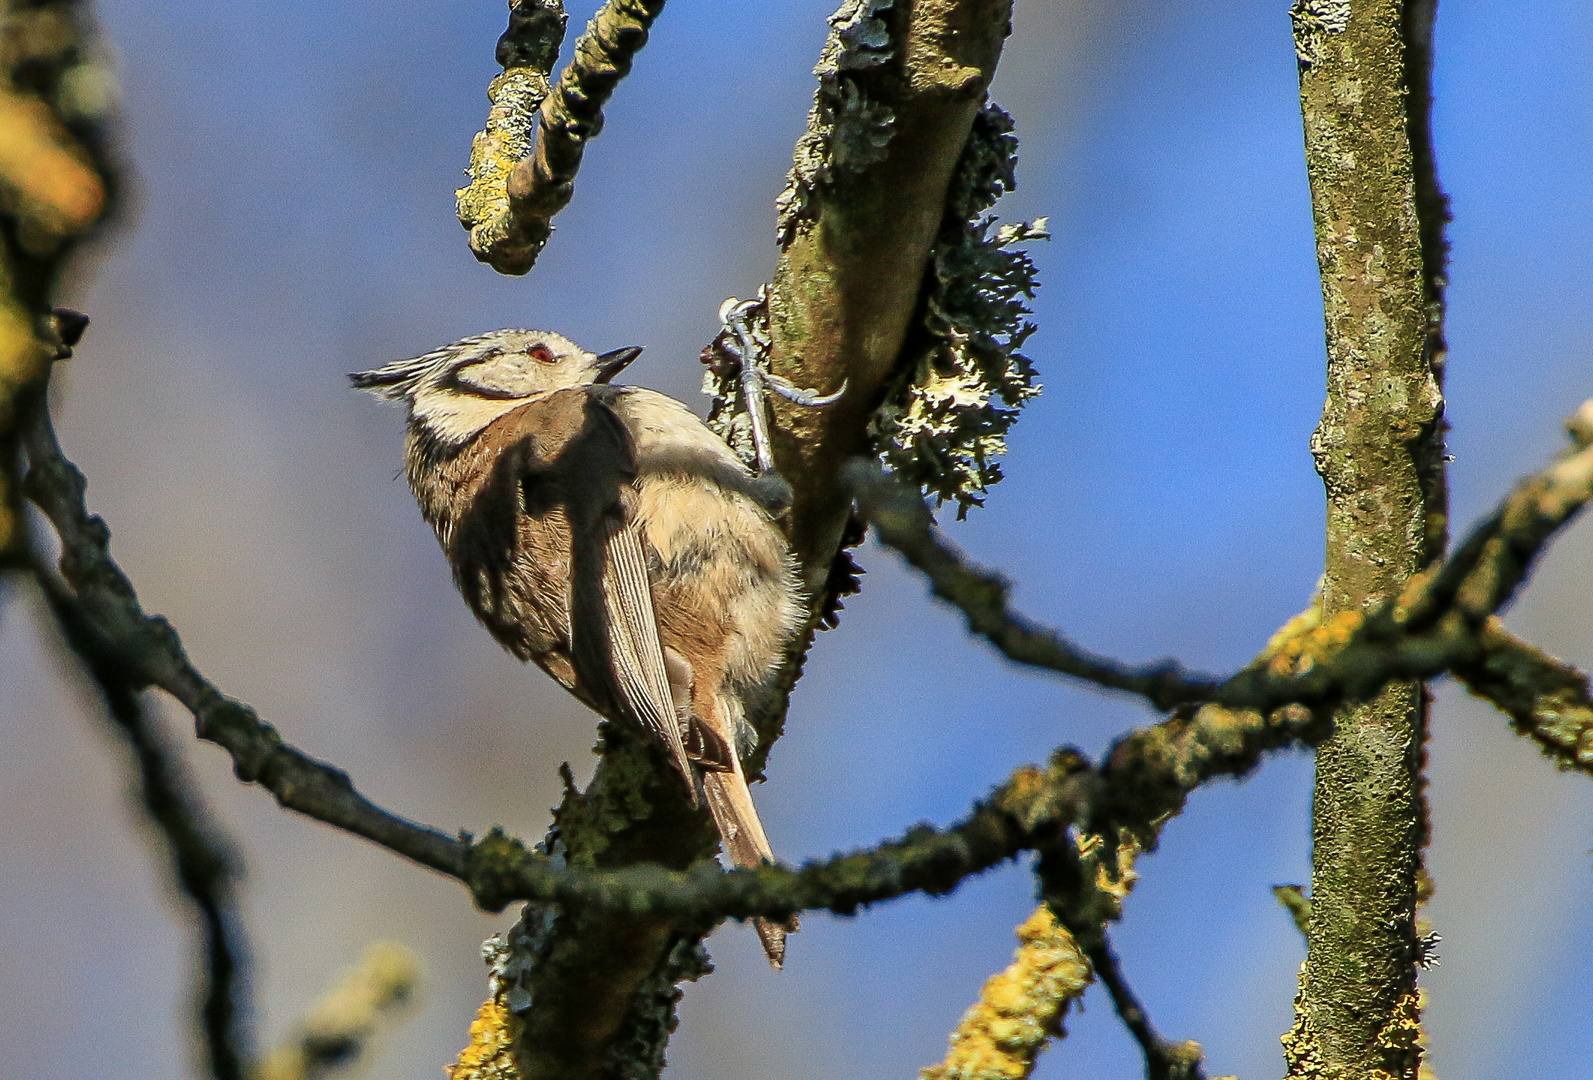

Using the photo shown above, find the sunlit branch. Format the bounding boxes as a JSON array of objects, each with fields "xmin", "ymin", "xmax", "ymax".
[
  {"xmin": 460, "ymin": 0, "xmax": 666, "ymax": 275},
  {"xmin": 921, "ymin": 905, "xmax": 1091, "ymax": 1080}
]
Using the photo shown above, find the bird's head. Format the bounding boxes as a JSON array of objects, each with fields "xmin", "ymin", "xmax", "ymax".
[{"xmin": 351, "ymin": 328, "xmax": 642, "ymax": 445}]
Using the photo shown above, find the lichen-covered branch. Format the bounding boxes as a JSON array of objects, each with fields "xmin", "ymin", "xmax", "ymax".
[
  {"xmin": 759, "ymin": 0, "xmax": 1016, "ymax": 592},
  {"xmin": 459, "ymin": 0, "xmax": 665, "ymax": 275},
  {"xmin": 851, "ymin": 396, "xmax": 1593, "ymax": 725},
  {"xmin": 254, "ymin": 943, "xmax": 420, "ymax": 1080},
  {"xmin": 35, "ymin": 569, "xmax": 251, "ymax": 1080},
  {"xmin": 1283, "ymin": 0, "xmax": 1444, "ymax": 1074},
  {"xmin": 1453, "ymin": 620, "xmax": 1593, "ymax": 775},
  {"xmin": 921, "ymin": 906, "xmax": 1090, "ymax": 1080},
  {"xmin": 455, "ymin": 0, "xmax": 568, "ymax": 273}
]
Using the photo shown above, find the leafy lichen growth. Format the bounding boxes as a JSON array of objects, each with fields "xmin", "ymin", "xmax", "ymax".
[
  {"xmin": 871, "ymin": 101, "xmax": 1046, "ymax": 518},
  {"xmin": 775, "ymin": 0, "xmax": 898, "ymax": 245}
]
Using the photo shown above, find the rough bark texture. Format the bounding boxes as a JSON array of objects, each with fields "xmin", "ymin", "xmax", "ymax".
[
  {"xmin": 506, "ymin": 730, "xmax": 717, "ymax": 1080},
  {"xmin": 1283, "ymin": 2, "xmax": 1444, "ymax": 1078},
  {"xmin": 768, "ymin": 0, "xmax": 1014, "ymax": 592}
]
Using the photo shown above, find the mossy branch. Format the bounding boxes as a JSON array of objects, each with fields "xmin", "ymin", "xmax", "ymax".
[
  {"xmin": 1452, "ymin": 620, "xmax": 1593, "ymax": 775},
  {"xmin": 455, "ymin": 0, "xmax": 568, "ymax": 271}
]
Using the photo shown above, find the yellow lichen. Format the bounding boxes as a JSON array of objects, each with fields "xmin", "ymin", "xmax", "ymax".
[
  {"xmin": 447, "ymin": 994, "xmax": 520, "ymax": 1080},
  {"xmin": 1266, "ymin": 610, "xmax": 1364, "ymax": 678},
  {"xmin": 253, "ymin": 942, "xmax": 421, "ymax": 1080},
  {"xmin": 921, "ymin": 906, "xmax": 1092, "ymax": 1080}
]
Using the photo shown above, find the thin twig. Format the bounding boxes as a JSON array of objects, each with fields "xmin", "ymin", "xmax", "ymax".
[
  {"xmin": 848, "ymin": 401, "xmax": 1593, "ymax": 718},
  {"xmin": 18, "ymin": 395, "xmax": 471, "ymax": 882},
  {"xmin": 33, "ymin": 565, "xmax": 251, "ymax": 1080},
  {"xmin": 846, "ymin": 459, "xmax": 1218, "ymax": 712},
  {"xmin": 1083, "ymin": 930, "xmax": 1206, "ymax": 1080}
]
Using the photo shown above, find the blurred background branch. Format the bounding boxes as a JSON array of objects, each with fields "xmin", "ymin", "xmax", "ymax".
[
  {"xmin": 0, "ymin": 0, "xmax": 116, "ymax": 555},
  {"xmin": 253, "ymin": 942, "xmax": 421, "ymax": 1080},
  {"xmin": 34, "ymin": 555, "xmax": 251, "ymax": 1080}
]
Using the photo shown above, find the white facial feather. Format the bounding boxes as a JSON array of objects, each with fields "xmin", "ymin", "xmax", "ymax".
[{"xmin": 352, "ymin": 329, "xmax": 607, "ymax": 445}]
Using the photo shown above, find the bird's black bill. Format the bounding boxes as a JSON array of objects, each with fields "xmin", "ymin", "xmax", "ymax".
[{"xmin": 592, "ymin": 346, "xmax": 643, "ymax": 384}]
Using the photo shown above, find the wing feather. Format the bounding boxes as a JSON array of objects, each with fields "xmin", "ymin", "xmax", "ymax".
[{"xmin": 600, "ymin": 517, "xmax": 695, "ymax": 789}]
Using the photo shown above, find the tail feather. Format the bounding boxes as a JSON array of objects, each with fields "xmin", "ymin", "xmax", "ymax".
[{"xmin": 701, "ymin": 763, "xmax": 799, "ymax": 970}]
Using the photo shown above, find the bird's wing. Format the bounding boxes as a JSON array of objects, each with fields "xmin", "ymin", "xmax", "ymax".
[
  {"xmin": 598, "ymin": 514, "xmax": 696, "ymax": 788},
  {"xmin": 539, "ymin": 389, "xmax": 694, "ymax": 791}
]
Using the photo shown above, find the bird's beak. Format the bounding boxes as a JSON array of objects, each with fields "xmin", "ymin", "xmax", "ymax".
[{"xmin": 592, "ymin": 346, "xmax": 643, "ymax": 384}]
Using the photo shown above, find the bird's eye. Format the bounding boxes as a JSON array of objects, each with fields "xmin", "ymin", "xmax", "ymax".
[{"xmin": 528, "ymin": 344, "xmax": 555, "ymax": 363}]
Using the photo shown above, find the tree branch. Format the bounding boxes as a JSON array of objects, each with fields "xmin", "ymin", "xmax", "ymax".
[
  {"xmin": 847, "ymin": 460, "xmax": 1221, "ymax": 711},
  {"xmin": 0, "ymin": 0, "xmax": 118, "ymax": 555},
  {"xmin": 849, "ymin": 394, "xmax": 1593, "ymax": 723},
  {"xmin": 18, "ymin": 393, "xmax": 473, "ymax": 882},
  {"xmin": 33, "ymin": 566, "xmax": 252, "ymax": 1080},
  {"xmin": 1283, "ymin": 0, "xmax": 1443, "ymax": 1073},
  {"xmin": 1081, "ymin": 931, "xmax": 1206, "ymax": 1080},
  {"xmin": 455, "ymin": 0, "xmax": 569, "ymax": 274},
  {"xmin": 460, "ymin": 0, "xmax": 666, "ymax": 275},
  {"xmin": 3, "ymin": 369, "xmax": 1330, "ymax": 927},
  {"xmin": 1452, "ymin": 620, "xmax": 1593, "ymax": 775},
  {"xmin": 762, "ymin": 0, "xmax": 1015, "ymax": 590}
]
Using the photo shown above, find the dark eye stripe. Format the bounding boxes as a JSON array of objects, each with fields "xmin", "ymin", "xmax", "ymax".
[{"xmin": 443, "ymin": 354, "xmax": 523, "ymax": 400}]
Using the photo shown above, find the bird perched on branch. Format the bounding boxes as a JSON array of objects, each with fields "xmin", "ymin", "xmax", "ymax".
[{"xmin": 352, "ymin": 330, "xmax": 804, "ymax": 966}]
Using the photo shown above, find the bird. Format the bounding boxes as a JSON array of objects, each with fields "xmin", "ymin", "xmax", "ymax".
[{"xmin": 352, "ymin": 329, "xmax": 805, "ymax": 966}]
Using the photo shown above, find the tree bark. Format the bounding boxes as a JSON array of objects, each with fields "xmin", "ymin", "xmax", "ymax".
[{"xmin": 1283, "ymin": 2, "xmax": 1445, "ymax": 1077}]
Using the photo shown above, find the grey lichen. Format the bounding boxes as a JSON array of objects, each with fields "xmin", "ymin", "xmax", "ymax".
[
  {"xmin": 775, "ymin": 0, "xmax": 898, "ymax": 245},
  {"xmin": 497, "ymin": 901, "xmax": 562, "ymax": 1016},
  {"xmin": 1290, "ymin": 0, "xmax": 1351, "ymax": 67},
  {"xmin": 871, "ymin": 101, "xmax": 1045, "ymax": 517}
]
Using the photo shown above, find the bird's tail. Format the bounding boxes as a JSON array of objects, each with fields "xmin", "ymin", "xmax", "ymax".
[{"xmin": 700, "ymin": 760, "xmax": 800, "ymax": 969}]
